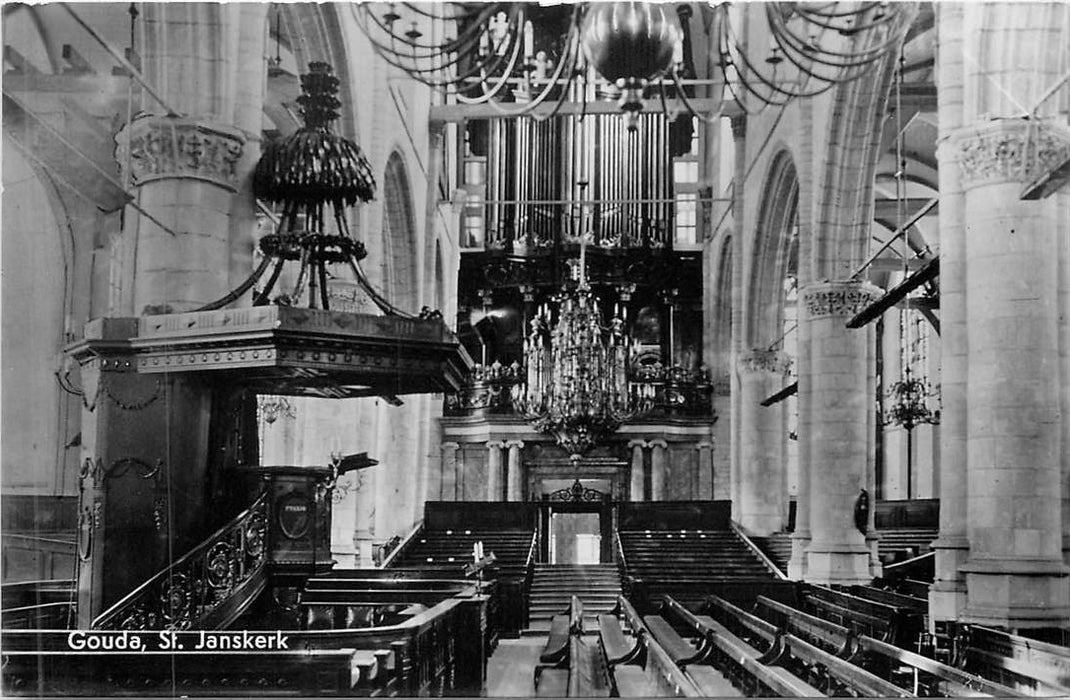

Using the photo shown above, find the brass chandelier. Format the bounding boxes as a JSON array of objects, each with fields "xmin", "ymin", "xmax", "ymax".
[
  {"xmin": 512, "ymin": 238, "xmax": 646, "ymax": 460},
  {"xmin": 353, "ymin": 1, "xmax": 916, "ymax": 124}
]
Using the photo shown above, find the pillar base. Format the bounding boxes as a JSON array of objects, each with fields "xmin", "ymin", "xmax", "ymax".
[
  {"xmin": 787, "ymin": 531, "xmax": 810, "ymax": 580},
  {"xmin": 960, "ymin": 558, "xmax": 1070, "ymax": 629},
  {"xmin": 805, "ymin": 543, "xmax": 873, "ymax": 586},
  {"xmin": 929, "ymin": 537, "xmax": 970, "ymax": 628}
]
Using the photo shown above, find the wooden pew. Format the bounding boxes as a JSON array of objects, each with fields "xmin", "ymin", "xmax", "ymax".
[
  {"xmin": 956, "ymin": 625, "xmax": 1070, "ymax": 695},
  {"xmin": 703, "ymin": 594, "xmax": 778, "ymax": 653},
  {"xmin": 2, "ymin": 648, "xmax": 369, "ymax": 696},
  {"xmin": 853, "ymin": 634, "xmax": 1023, "ymax": 697},
  {"xmin": 597, "ymin": 613, "xmax": 642, "ymax": 666},
  {"xmin": 755, "ymin": 595, "xmax": 853, "ymax": 656},
  {"xmin": 664, "ymin": 596, "xmax": 823, "ymax": 698},
  {"xmin": 849, "ymin": 585, "xmax": 928, "ymax": 614},
  {"xmin": 767, "ymin": 633, "xmax": 915, "ymax": 697},
  {"xmin": 604, "ymin": 595, "xmax": 705, "ymax": 697},
  {"xmin": 569, "ymin": 635, "xmax": 612, "ymax": 697},
  {"xmin": 802, "ymin": 588, "xmax": 897, "ymax": 642},
  {"xmin": 539, "ymin": 615, "xmax": 571, "ymax": 665},
  {"xmin": 642, "ymin": 614, "xmax": 710, "ymax": 666}
]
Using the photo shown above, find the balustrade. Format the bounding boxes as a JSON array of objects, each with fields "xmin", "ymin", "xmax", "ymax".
[
  {"xmin": 445, "ymin": 361, "xmax": 713, "ymax": 418},
  {"xmin": 92, "ymin": 492, "xmax": 269, "ymax": 630}
]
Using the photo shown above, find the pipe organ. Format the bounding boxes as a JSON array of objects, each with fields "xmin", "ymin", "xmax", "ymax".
[{"xmin": 471, "ymin": 112, "xmax": 675, "ymax": 251}]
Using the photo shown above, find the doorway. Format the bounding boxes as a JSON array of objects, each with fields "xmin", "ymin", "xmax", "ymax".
[{"xmin": 550, "ymin": 512, "xmax": 601, "ymax": 565}]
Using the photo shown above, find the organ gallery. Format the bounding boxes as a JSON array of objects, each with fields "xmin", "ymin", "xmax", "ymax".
[{"xmin": 2, "ymin": 1, "xmax": 1069, "ymax": 697}]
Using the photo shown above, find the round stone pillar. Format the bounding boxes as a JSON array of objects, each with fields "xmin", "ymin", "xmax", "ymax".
[
  {"xmin": 929, "ymin": 0, "xmax": 970, "ymax": 624},
  {"xmin": 949, "ymin": 118, "xmax": 1070, "ymax": 628},
  {"xmin": 628, "ymin": 440, "xmax": 647, "ymax": 501},
  {"xmin": 485, "ymin": 441, "xmax": 504, "ymax": 502},
  {"xmin": 650, "ymin": 440, "xmax": 668, "ymax": 501},
  {"xmin": 505, "ymin": 440, "xmax": 525, "ymax": 501},
  {"xmin": 801, "ymin": 281, "xmax": 881, "ymax": 585},
  {"xmin": 736, "ymin": 349, "xmax": 791, "ymax": 535}
]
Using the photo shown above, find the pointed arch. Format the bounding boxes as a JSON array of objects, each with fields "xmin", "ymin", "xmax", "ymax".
[
  {"xmin": 747, "ymin": 150, "xmax": 799, "ymax": 349},
  {"xmin": 381, "ymin": 150, "xmax": 419, "ymax": 313}
]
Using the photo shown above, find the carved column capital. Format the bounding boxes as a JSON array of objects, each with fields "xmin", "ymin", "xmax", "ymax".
[
  {"xmin": 440, "ymin": 441, "xmax": 460, "ymax": 452},
  {"xmin": 504, "ymin": 440, "xmax": 525, "ymax": 450},
  {"xmin": 648, "ymin": 439, "xmax": 669, "ymax": 450},
  {"xmin": 737, "ymin": 349, "xmax": 792, "ymax": 376},
  {"xmin": 799, "ymin": 281, "xmax": 882, "ymax": 320},
  {"xmin": 115, "ymin": 115, "xmax": 246, "ymax": 191},
  {"xmin": 627, "ymin": 439, "xmax": 649, "ymax": 449},
  {"xmin": 943, "ymin": 118, "xmax": 1070, "ymax": 189},
  {"xmin": 695, "ymin": 441, "xmax": 714, "ymax": 451},
  {"xmin": 485, "ymin": 440, "xmax": 505, "ymax": 450}
]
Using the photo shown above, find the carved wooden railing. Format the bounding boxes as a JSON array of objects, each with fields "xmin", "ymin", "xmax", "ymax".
[{"xmin": 92, "ymin": 491, "xmax": 269, "ymax": 630}]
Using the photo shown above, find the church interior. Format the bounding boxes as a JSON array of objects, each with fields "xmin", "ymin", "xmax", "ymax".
[{"xmin": 2, "ymin": 1, "xmax": 1070, "ymax": 697}]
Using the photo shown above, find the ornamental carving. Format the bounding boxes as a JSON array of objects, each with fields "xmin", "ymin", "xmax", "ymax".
[
  {"xmin": 801, "ymin": 282, "xmax": 881, "ymax": 319},
  {"xmin": 115, "ymin": 116, "xmax": 245, "ymax": 191},
  {"xmin": 737, "ymin": 349, "xmax": 792, "ymax": 376},
  {"xmin": 950, "ymin": 119, "xmax": 1070, "ymax": 188}
]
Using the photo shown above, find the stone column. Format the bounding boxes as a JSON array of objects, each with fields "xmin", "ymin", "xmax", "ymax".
[
  {"xmin": 485, "ymin": 441, "xmax": 504, "ymax": 502},
  {"xmin": 802, "ymin": 281, "xmax": 881, "ymax": 585},
  {"xmin": 737, "ymin": 349, "xmax": 791, "ymax": 535},
  {"xmin": 628, "ymin": 440, "xmax": 647, "ymax": 501},
  {"xmin": 696, "ymin": 441, "xmax": 714, "ymax": 500},
  {"xmin": 650, "ymin": 440, "xmax": 668, "ymax": 501},
  {"xmin": 505, "ymin": 440, "xmax": 525, "ymax": 501},
  {"xmin": 949, "ymin": 118, "xmax": 1070, "ymax": 628},
  {"xmin": 440, "ymin": 442, "xmax": 460, "ymax": 501}
]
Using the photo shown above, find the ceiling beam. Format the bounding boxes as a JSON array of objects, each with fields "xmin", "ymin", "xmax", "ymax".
[{"xmin": 846, "ymin": 257, "xmax": 940, "ymax": 330}]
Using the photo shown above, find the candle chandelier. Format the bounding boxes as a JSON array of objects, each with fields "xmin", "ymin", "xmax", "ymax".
[
  {"xmin": 353, "ymin": 1, "xmax": 916, "ymax": 126},
  {"xmin": 512, "ymin": 238, "xmax": 648, "ymax": 460}
]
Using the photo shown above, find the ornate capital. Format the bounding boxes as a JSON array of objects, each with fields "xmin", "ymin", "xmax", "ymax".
[
  {"xmin": 627, "ymin": 439, "xmax": 648, "ymax": 449},
  {"xmin": 115, "ymin": 115, "xmax": 246, "ymax": 191},
  {"xmin": 649, "ymin": 439, "xmax": 669, "ymax": 450},
  {"xmin": 800, "ymin": 281, "xmax": 881, "ymax": 319},
  {"xmin": 737, "ymin": 349, "xmax": 792, "ymax": 376},
  {"xmin": 485, "ymin": 440, "xmax": 505, "ymax": 450},
  {"xmin": 946, "ymin": 118, "xmax": 1070, "ymax": 189},
  {"xmin": 440, "ymin": 441, "xmax": 460, "ymax": 452},
  {"xmin": 504, "ymin": 440, "xmax": 525, "ymax": 450}
]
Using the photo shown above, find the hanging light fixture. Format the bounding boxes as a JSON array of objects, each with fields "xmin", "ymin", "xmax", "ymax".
[
  {"xmin": 512, "ymin": 236, "xmax": 647, "ymax": 460},
  {"xmin": 352, "ymin": 2, "xmax": 916, "ymax": 124}
]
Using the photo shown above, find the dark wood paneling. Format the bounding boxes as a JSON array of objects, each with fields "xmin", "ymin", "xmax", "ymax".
[
  {"xmin": 617, "ymin": 501, "xmax": 732, "ymax": 531},
  {"xmin": 423, "ymin": 501, "xmax": 537, "ymax": 530}
]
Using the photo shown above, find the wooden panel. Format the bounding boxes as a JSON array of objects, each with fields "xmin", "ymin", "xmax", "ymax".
[{"xmin": 617, "ymin": 501, "xmax": 732, "ymax": 531}]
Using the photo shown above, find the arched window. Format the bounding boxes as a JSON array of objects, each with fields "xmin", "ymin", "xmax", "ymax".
[{"xmin": 381, "ymin": 151, "xmax": 419, "ymax": 313}]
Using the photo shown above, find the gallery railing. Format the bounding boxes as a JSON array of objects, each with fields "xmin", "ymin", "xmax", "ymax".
[
  {"xmin": 92, "ymin": 491, "xmax": 269, "ymax": 630},
  {"xmin": 445, "ymin": 361, "xmax": 714, "ymax": 418}
]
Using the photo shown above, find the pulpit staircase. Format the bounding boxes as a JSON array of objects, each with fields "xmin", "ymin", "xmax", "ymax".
[{"xmin": 524, "ymin": 564, "xmax": 621, "ymax": 634}]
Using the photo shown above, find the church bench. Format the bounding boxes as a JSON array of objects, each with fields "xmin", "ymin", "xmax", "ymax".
[
  {"xmin": 853, "ymin": 634, "xmax": 1023, "ymax": 697},
  {"xmin": 755, "ymin": 595, "xmax": 853, "ymax": 656},
  {"xmin": 605, "ymin": 596, "xmax": 705, "ymax": 697},
  {"xmin": 568, "ymin": 635, "xmax": 612, "ymax": 697},
  {"xmin": 642, "ymin": 615, "xmax": 709, "ymax": 666},
  {"xmin": 955, "ymin": 626, "xmax": 1070, "ymax": 695},
  {"xmin": 597, "ymin": 613, "xmax": 642, "ymax": 666},
  {"xmin": 702, "ymin": 594, "xmax": 778, "ymax": 652},
  {"xmin": 848, "ymin": 585, "xmax": 928, "ymax": 614},
  {"xmin": 768, "ymin": 633, "xmax": 914, "ymax": 697},
  {"xmin": 685, "ymin": 664, "xmax": 741, "ymax": 697},
  {"xmin": 801, "ymin": 591, "xmax": 895, "ymax": 643},
  {"xmin": 1, "ymin": 648, "xmax": 373, "ymax": 696},
  {"xmin": 538, "ymin": 614, "xmax": 571, "ymax": 665},
  {"xmin": 663, "ymin": 596, "xmax": 823, "ymax": 698}
]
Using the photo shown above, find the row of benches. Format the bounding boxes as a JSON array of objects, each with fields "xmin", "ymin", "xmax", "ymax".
[{"xmin": 705, "ymin": 593, "xmax": 1028, "ymax": 697}]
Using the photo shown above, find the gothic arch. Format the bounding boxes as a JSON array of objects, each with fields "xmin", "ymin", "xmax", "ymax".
[
  {"xmin": 381, "ymin": 150, "xmax": 419, "ymax": 313},
  {"xmin": 747, "ymin": 150, "xmax": 799, "ymax": 349}
]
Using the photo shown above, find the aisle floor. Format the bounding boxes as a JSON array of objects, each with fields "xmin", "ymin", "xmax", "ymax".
[{"xmin": 485, "ymin": 637, "xmax": 544, "ymax": 697}]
